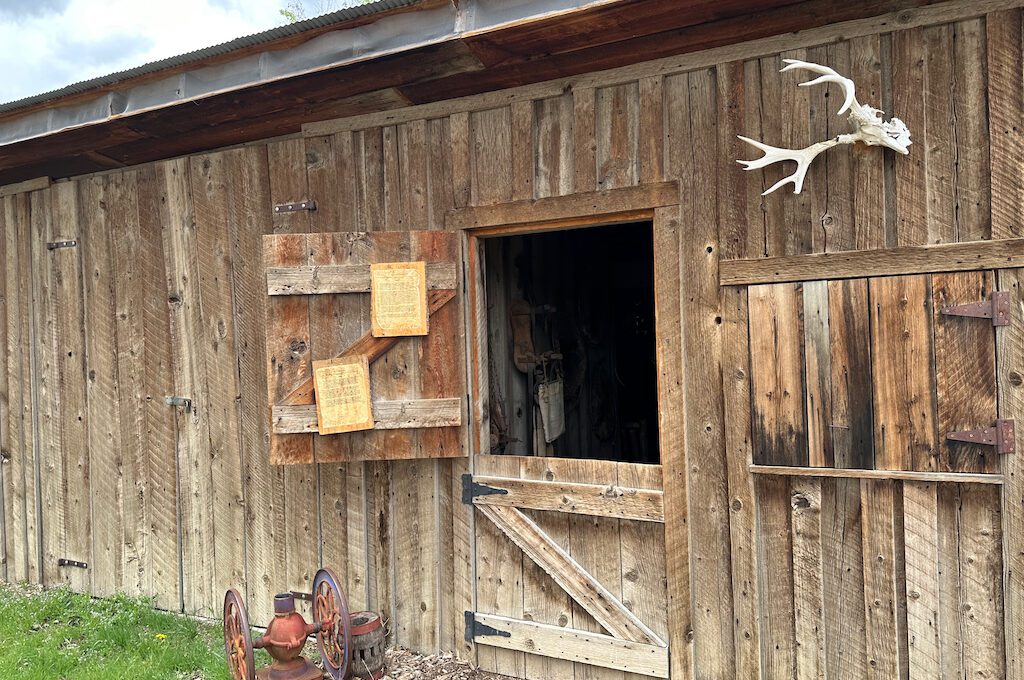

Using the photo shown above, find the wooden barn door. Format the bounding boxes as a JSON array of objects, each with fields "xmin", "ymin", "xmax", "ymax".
[
  {"xmin": 745, "ymin": 267, "xmax": 1011, "ymax": 678},
  {"xmin": 464, "ymin": 457, "xmax": 669, "ymax": 679}
]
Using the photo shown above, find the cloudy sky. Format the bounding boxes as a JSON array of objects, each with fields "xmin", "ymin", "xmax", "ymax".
[{"xmin": 0, "ymin": 0, "xmax": 357, "ymax": 105}]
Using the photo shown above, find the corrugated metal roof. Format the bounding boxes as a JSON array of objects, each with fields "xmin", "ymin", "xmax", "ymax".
[{"xmin": 0, "ymin": 0, "xmax": 421, "ymax": 115}]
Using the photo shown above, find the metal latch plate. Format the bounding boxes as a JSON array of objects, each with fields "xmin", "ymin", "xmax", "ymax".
[
  {"xmin": 47, "ymin": 239, "xmax": 77, "ymax": 250},
  {"xmin": 58, "ymin": 558, "xmax": 88, "ymax": 569},
  {"xmin": 274, "ymin": 200, "xmax": 317, "ymax": 213},
  {"xmin": 461, "ymin": 474, "xmax": 509, "ymax": 504},
  {"xmin": 946, "ymin": 419, "xmax": 1015, "ymax": 454},
  {"xmin": 941, "ymin": 291, "xmax": 1011, "ymax": 326}
]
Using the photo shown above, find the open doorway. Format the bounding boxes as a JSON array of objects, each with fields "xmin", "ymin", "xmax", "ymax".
[{"xmin": 483, "ymin": 221, "xmax": 659, "ymax": 464}]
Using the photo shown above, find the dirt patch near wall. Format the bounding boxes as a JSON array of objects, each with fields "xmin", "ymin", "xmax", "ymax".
[{"xmin": 367, "ymin": 647, "xmax": 508, "ymax": 680}]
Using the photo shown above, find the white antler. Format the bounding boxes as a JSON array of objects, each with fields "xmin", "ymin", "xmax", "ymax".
[
  {"xmin": 780, "ymin": 59, "xmax": 859, "ymax": 115},
  {"xmin": 738, "ymin": 59, "xmax": 911, "ymax": 195}
]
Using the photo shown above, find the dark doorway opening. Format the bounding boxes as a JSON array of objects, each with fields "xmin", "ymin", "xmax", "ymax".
[{"xmin": 483, "ymin": 221, "xmax": 659, "ymax": 464}]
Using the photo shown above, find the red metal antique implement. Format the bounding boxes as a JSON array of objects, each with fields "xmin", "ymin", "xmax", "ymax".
[{"xmin": 224, "ymin": 567, "xmax": 352, "ymax": 680}]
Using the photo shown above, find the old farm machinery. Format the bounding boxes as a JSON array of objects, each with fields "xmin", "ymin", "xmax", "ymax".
[{"xmin": 223, "ymin": 567, "xmax": 386, "ymax": 680}]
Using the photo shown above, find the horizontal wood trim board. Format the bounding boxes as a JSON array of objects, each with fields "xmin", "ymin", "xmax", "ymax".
[
  {"xmin": 749, "ymin": 464, "xmax": 1004, "ymax": 485},
  {"xmin": 471, "ymin": 475, "xmax": 665, "ymax": 522},
  {"xmin": 0, "ymin": 175, "xmax": 49, "ymax": 197},
  {"xmin": 273, "ymin": 398, "xmax": 462, "ymax": 434},
  {"xmin": 476, "ymin": 503, "xmax": 665, "ymax": 646},
  {"xmin": 470, "ymin": 612, "xmax": 669, "ymax": 678},
  {"xmin": 446, "ymin": 182, "xmax": 679, "ymax": 230},
  {"xmin": 266, "ymin": 262, "xmax": 458, "ymax": 295},
  {"xmin": 720, "ymin": 238, "xmax": 1024, "ymax": 285},
  {"xmin": 302, "ymin": 1, "xmax": 1023, "ymax": 138}
]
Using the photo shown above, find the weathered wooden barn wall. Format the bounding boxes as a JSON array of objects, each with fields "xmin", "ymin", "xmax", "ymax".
[{"xmin": 1, "ymin": 1, "xmax": 1022, "ymax": 677}]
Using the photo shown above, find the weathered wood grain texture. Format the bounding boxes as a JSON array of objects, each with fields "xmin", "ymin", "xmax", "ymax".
[
  {"xmin": 79, "ymin": 176, "xmax": 125, "ymax": 598},
  {"xmin": 617, "ymin": 462, "xmax": 669, "ymax": 680},
  {"xmin": 716, "ymin": 58, "xmax": 763, "ymax": 679},
  {"xmin": 31, "ymin": 187, "xmax": 64, "ymax": 588},
  {"xmin": 534, "ymin": 92, "xmax": 575, "ymax": 198},
  {"xmin": 860, "ymin": 479, "xmax": 908, "ymax": 679},
  {"xmin": 720, "ymin": 238, "xmax": 1024, "ymax": 285},
  {"xmin": 447, "ymin": 182, "xmax": 677, "ymax": 231},
  {"xmin": 671, "ymin": 67, "xmax": 736, "ymax": 679},
  {"xmin": 748, "ymin": 283, "xmax": 807, "ymax": 466},
  {"xmin": 0, "ymin": 194, "xmax": 10, "ymax": 581},
  {"xmin": 931, "ymin": 271, "xmax": 999, "ymax": 473},
  {"xmin": 471, "ymin": 613, "xmax": 669, "ymax": 679},
  {"xmin": 990, "ymin": 11, "xmax": 1024, "ymax": 675},
  {"xmin": 158, "ymin": 159, "xmax": 217, "ymax": 614},
  {"xmin": 751, "ymin": 465, "xmax": 1003, "ymax": 485},
  {"xmin": 827, "ymin": 279, "xmax": 874, "ymax": 469},
  {"xmin": 519, "ymin": 458, "xmax": 574, "ymax": 680},
  {"xmin": 791, "ymin": 480, "xmax": 825, "ymax": 680},
  {"xmin": 214, "ymin": 146, "xmax": 284, "ymax": 624},
  {"xmin": 51, "ymin": 182, "xmax": 91, "ymax": 594},
  {"xmin": 997, "ymin": 266, "xmax": 1024, "ymax": 680},
  {"xmin": 190, "ymin": 152, "xmax": 247, "ymax": 608},
  {"xmin": 106, "ymin": 171, "xmax": 146, "ymax": 600},
  {"xmin": 265, "ymin": 262, "xmax": 457, "ymax": 296},
  {"xmin": 595, "ymin": 82, "xmax": 639, "ymax": 190},
  {"xmin": 870, "ymin": 275, "xmax": 938, "ymax": 471},
  {"xmin": 3, "ymin": 192, "xmax": 38, "ymax": 584},
  {"xmin": 470, "ymin": 475, "xmax": 664, "ymax": 522},
  {"xmin": 272, "ymin": 399, "xmax": 462, "ymax": 434},
  {"xmin": 135, "ymin": 164, "xmax": 181, "ymax": 611},
  {"xmin": 650, "ymin": 186, "xmax": 692, "ymax": 677},
  {"xmin": 564, "ymin": 457, "xmax": 627, "ymax": 680},
  {"xmin": 474, "ymin": 455, "xmax": 524, "ymax": 677},
  {"xmin": 476, "ymin": 503, "xmax": 664, "ymax": 647}
]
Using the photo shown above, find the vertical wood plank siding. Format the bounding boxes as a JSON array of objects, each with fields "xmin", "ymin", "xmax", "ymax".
[{"xmin": 0, "ymin": 6, "xmax": 1019, "ymax": 678}]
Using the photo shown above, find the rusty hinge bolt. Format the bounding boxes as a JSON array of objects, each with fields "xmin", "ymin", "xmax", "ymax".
[
  {"xmin": 946, "ymin": 419, "xmax": 1015, "ymax": 454},
  {"xmin": 941, "ymin": 291, "xmax": 1011, "ymax": 327}
]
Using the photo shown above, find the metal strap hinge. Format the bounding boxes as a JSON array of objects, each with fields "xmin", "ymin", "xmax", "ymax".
[
  {"xmin": 941, "ymin": 291, "xmax": 1011, "ymax": 326},
  {"xmin": 461, "ymin": 474, "xmax": 509, "ymax": 504},
  {"xmin": 47, "ymin": 239, "xmax": 77, "ymax": 250},
  {"xmin": 464, "ymin": 611, "xmax": 511, "ymax": 642},
  {"xmin": 274, "ymin": 200, "xmax": 317, "ymax": 214},
  {"xmin": 58, "ymin": 558, "xmax": 88, "ymax": 569},
  {"xmin": 290, "ymin": 591, "xmax": 313, "ymax": 602},
  {"xmin": 946, "ymin": 419, "xmax": 1015, "ymax": 454}
]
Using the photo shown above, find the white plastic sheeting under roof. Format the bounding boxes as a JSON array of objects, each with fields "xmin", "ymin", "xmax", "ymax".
[{"xmin": 0, "ymin": 0, "xmax": 615, "ymax": 148}]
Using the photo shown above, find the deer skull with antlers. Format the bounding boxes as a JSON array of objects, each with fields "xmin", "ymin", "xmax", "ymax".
[{"xmin": 738, "ymin": 59, "xmax": 911, "ymax": 195}]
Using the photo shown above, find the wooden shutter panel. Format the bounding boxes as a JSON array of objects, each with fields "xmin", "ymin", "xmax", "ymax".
[
  {"xmin": 748, "ymin": 271, "xmax": 1000, "ymax": 474},
  {"xmin": 263, "ymin": 230, "xmax": 466, "ymax": 464}
]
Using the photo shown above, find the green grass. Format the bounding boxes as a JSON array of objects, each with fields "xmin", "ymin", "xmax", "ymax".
[{"xmin": 0, "ymin": 584, "xmax": 235, "ymax": 680}]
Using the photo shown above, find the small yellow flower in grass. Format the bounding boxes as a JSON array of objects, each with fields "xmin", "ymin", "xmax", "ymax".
[{"xmin": 155, "ymin": 633, "xmax": 167, "ymax": 641}]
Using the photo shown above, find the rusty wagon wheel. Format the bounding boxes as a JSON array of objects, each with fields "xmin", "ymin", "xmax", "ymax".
[
  {"xmin": 223, "ymin": 588, "xmax": 256, "ymax": 680},
  {"xmin": 312, "ymin": 567, "xmax": 351, "ymax": 680}
]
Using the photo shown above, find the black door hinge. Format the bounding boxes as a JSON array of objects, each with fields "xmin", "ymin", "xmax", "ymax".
[
  {"xmin": 58, "ymin": 558, "xmax": 88, "ymax": 569},
  {"xmin": 47, "ymin": 239, "xmax": 77, "ymax": 250},
  {"xmin": 464, "ymin": 611, "xmax": 511, "ymax": 643},
  {"xmin": 947, "ymin": 419, "xmax": 1015, "ymax": 454},
  {"xmin": 941, "ymin": 291, "xmax": 1011, "ymax": 327},
  {"xmin": 273, "ymin": 200, "xmax": 317, "ymax": 214},
  {"xmin": 461, "ymin": 474, "xmax": 509, "ymax": 504}
]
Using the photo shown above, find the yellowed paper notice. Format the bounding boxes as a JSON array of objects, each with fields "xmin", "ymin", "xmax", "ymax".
[
  {"xmin": 370, "ymin": 261, "xmax": 428, "ymax": 337},
  {"xmin": 313, "ymin": 356, "xmax": 374, "ymax": 434}
]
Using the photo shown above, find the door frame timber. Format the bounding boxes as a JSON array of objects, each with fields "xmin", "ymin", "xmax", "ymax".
[{"xmin": 454, "ymin": 182, "xmax": 679, "ymax": 677}]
